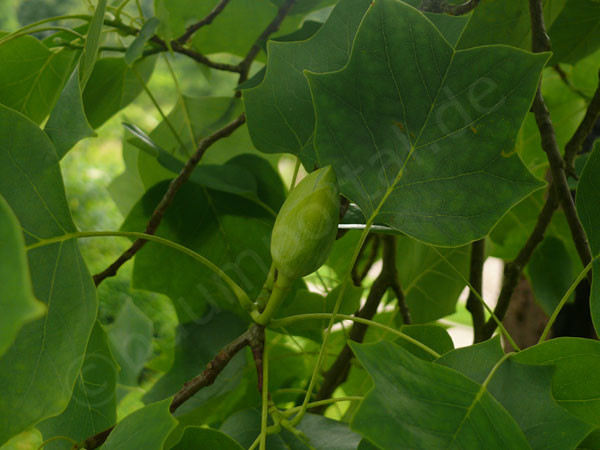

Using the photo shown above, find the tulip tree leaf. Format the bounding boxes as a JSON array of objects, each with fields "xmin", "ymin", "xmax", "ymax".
[
  {"xmin": 576, "ymin": 142, "xmax": 600, "ymax": 334},
  {"xmin": 548, "ymin": 0, "xmax": 600, "ymax": 65},
  {"xmin": 395, "ymin": 324, "xmax": 454, "ymax": 361},
  {"xmin": 396, "ymin": 235, "xmax": 470, "ymax": 323},
  {"xmin": 486, "ymin": 360, "xmax": 591, "ymax": 450},
  {"xmin": 44, "ymin": 0, "xmax": 107, "ymax": 158},
  {"xmin": 44, "ymin": 67, "xmax": 96, "ymax": 158},
  {"xmin": 101, "ymin": 398, "xmax": 177, "ymax": 450},
  {"xmin": 513, "ymin": 337, "xmax": 600, "ymax": 426},
  {"xmin": 79, "ymin": 0, "xmax": 107, "ymax": 87},
  {"xmin": 436, "ymin": 336, "xmax": 504, "ymax": 384},
  {"xmin": 438, "ymin": 338, "xmax": 591, "ymax": 449},
  {"xmin": 0, "ymin": 34, "xmax": 76, "ymax": 124},
  {"xmin": 307, "ymin": 0, "xmax": 547, "ymax": 246},
  {"xmin": 108, "ymin": 298, "xmax": 153, "ymax": 387},
  {"xmin": 169, "ymin": 427, "xmax": 244, "ymax": 450},
  {"xmin": 349, "ymin": 341, "xmax": 530, "ymax": 449},
  {"xmin": 0, "ymin": 105, "xmax": 97, "ymax": 444},
  {"xmin": 243, "ymin": 0, "xmax": 371, "ymax": 165},
  {"xmin": 527, "ymin": 236, "xmax": 574, "ymax": 315},
  {"xmin": 125, "ymin": 17, "xmax": 160, "ymax": 66},
  {"xmin": 82, "ymin": 56, "xmax": 157, "ymax": 129},
  {"xmin": 0, "ymin": 195, "xmax": 45, "ymax": 357},
  {"xmin": 457, "ymin": 0, "xmax": 566, "ymax": 50},
  {"xmin": 37, "ymin": 322, "xmax": 118, "ymax": 450},
  {"xmin": 121, "ymin": 180, "xmax": 273, "ymax": 322}
]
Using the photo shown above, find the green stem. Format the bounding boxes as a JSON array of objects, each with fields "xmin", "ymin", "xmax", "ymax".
[
  {"xmin": 0, "ymin": 14, "xmax": 91, "ymax": 45},
  {"xmin": 290, "ymin": 221, "xmax": 374, "ymax": 427},
  {"xmin": 255, "ymin": 273, "xmax": 292, "ymax": 325},
  {"xmin": 26, "ymin": 230, "xmax": 254, "ymax": 311},
  {"xmin": 429, "ymin": 247, "xmax": 521, "ymax": 351},
  {"xmin": 538, "ymin": 257, "xmax": 597, "ymax": 343},
  {"xmin": 0, "ymin": 26, "xmax": 86, "ymax": 46},
  {"xmin": 270, "ymin": 313, "xmax": 441, "ymax": 359},
  {"xmin": 259, "ymin": 341, "xmax": 270, "ymax": 450},
  {"xmin": 256, "ymin": 263, "xmax": 276, "ymax": 311},
  {"xmin": 36, "ymin": 436, "xmax": 78, "ymax": 450},
  {"xmin": 282, "ymin": 396, "xmax": 363, "ymax": 418}
]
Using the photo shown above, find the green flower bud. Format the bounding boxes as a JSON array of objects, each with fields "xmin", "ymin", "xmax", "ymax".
[{"xmin": 271, "ymin": 166, "xmax": 340, "ymax": 284}]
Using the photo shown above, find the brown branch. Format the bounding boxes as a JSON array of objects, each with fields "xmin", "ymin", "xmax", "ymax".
[
  {"xmin": 467, "ymin": 239, "xmax": 486, "ymax": 342},
  {"xmin": 149, "ymin": 35, "xmax": 241, "ymax": 73},
  {"xmin": 564, "ymin": 68, "xmax": 600, "ymax": 171},
  {"xmin": 420, "ymin": 0, "xmax": 480, "ymax": 15},
  {"xmin": 237, "ymin": 0, "xmax": 296, "ymax": 84},
  {"xmin": 102, "ymin": 18, "xmax": 242, "ymax": 73},
  {"xmin": 93, "ymin": 113, "xmax": 246, "ymax": 286},
  {"xmin": 310, "ymin": 235, "xmax": 404, "ymax": 413},
  {"xmin": 75, "ymin": 324, "xmax": 264, "ymax": 450},
  {"xmin": 175, "ymin": 0, "xmax": 232, "ymax": 45},
  {"xmin": 480, "ymin": 190, "xmax": 559, "ymax": 341},
  {"xmin": 528, "ymin": 0, "xmax": 593, "ymax": 270},
  {"xmin": 351, "ymin": 235, "xmax": 380, "ymax": 286}
]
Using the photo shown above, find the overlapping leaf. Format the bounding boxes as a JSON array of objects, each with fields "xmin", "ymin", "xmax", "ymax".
[
  {"xmin": 0, "ymin": 105, "xmax": 97, "ymax": 444},
  {"xmin": 108, "ymin": 298, "xmax": 153, "ymax": 387},
  {"xmin": 243, "ymin": 0, "xmax": 371, "ymax": 166},
  {"xmin": 169, "ymin": 426, "xmax": 244, "ymax": 450},
  {"xmin": 82, "ymin": 56, "xmax": 157, "ymax": 129},
  {"xmin": 548, "ymin": 0, "xmax": 600, "ymax": 65},
  {"xmin": 101, "ymin": 397, "xmax": 177, "ymax": 450},
  {"xmin": 396, "ymin": 236, "xmax": 469, "ymax": 323},
  {"xmin": 44, "ymin": 0, "xmax": 107, "ymax": 158},
  {"xmin": 0, "ymin": 195, "xmax": 45, "ymax": 357},
  {"xmin": 121, "ymin": 176, "xmax": 276, "ymax": 322},
  {"xmin": 308, "ymin": 0, "xmax": 547, "ymax": 246},
  {"xmin": 438, "ymin": 337, "xmax": 591, "ymax": 449},
  {"xmin": 457, "ymin": 0, "xmax": 566, "ymax": 50},
  {"xmin": 0, "ymin": 34, "xmax": 76, "ymax": 124},
  {"xmin": 350, "ymin": 341, "xmax": 530, "ymax": 449},
  {"xmin": 37, "ymin": 322, "xmax": 118, "ymax": 450},
  {"xmin": 513, "ymin": 338, "xmax": 600, "ymax": 427}
]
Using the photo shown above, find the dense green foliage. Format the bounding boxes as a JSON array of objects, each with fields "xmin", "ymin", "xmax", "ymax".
[{"xmin": 1, "ymin": 0, "xmax": 600, "ymax": 449}]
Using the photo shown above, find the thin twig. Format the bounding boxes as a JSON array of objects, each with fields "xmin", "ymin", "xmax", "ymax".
[
  {"xmin": 93, "ymin": 113, "xmax": 246, "ymax": 286},
  {"xmin": 467, "ymin": 239, "xmax": 486, "ymax": 342},
  {"xmin": 75, "ymin": 324, "xmax": 264, "ymax": 450},
  {"xmin": 528, "ymin": 0, "xmax": 593, "ymax": 271},
  {"xmin": 176, "ymin": 0, "xmax": 232, "ymax": 45},
  {"xmin": 564, "ymin": 68, "xmax": 600, "ymax": 172},
  {"xmin": 310, "ymin": 235, "xmax": 404, "ymax": 413},
  {"xmin": 479, "ymin": 192, "xmax": 559, "ymax": 341}
]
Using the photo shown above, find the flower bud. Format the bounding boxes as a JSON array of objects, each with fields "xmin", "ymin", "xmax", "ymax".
[{"xmin": 271, "ymin": 166, "xmax": 340, "ymax": 283}]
